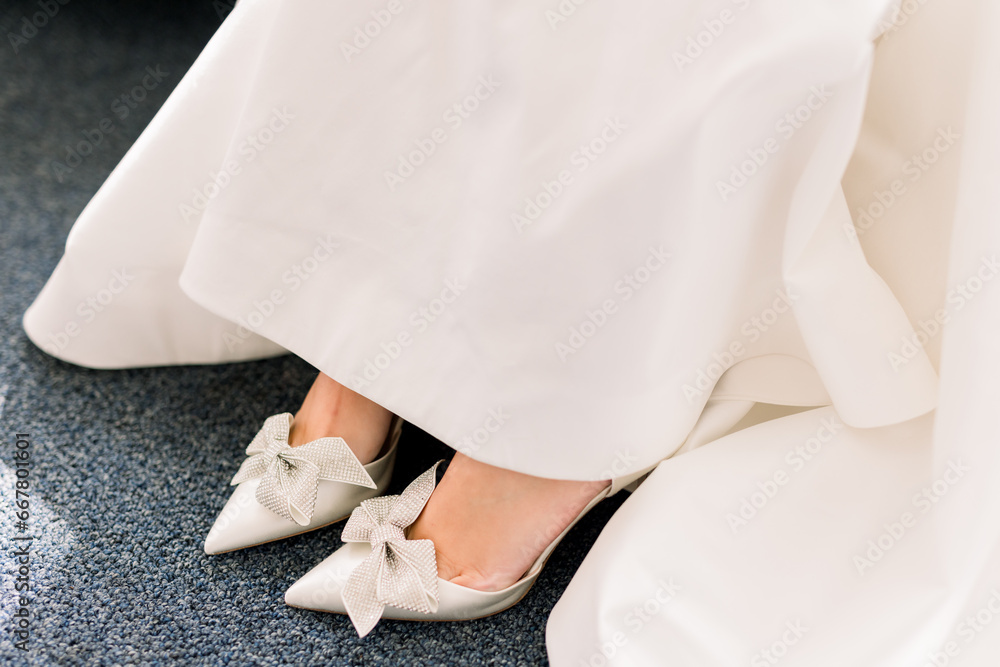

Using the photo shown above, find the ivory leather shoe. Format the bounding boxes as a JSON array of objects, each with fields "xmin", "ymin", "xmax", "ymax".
[
  {"xmin": 283, "ymin": 459, "xmax": 653, "ymax": 636},
  {"xmin": 204, "ymin": 413, "xmax": 402, "ymax": 554}
]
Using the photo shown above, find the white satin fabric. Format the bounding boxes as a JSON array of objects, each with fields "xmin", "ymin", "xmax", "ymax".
[
  {"xmin": 548, "ymin": 0, "xmax": 1000, "ymax": 664},
  {"xmin": 22, "ymin": 0, "xmax": 1000, "ymax": 661},
  {"xmin": 24, "ymin": 0, "xmax": 936, "ymax": 482}
]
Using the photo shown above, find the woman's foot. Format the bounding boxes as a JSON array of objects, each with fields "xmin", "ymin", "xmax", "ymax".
[
  {"xmin": 288, "ymin": 375, "xmax": 608, "ymax": 592},
  {"xmin": 407, "ymin": 453, "xmax": 609, "ymax": 592},
  {"xmin": 288, "ymin": 372, "xmax": 392, "ymax": 464}
]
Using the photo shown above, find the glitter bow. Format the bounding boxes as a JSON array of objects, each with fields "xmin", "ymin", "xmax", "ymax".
[
  {"xmin": 340, "ymin": 461, "xmax": 443, "ymax": 637},
  {"xmin": 231, "ymin": 413, "xmax": 376, "ymax": 526}
]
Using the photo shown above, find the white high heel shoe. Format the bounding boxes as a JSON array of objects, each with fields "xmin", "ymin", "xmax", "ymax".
[
  {"xmin": 283, "ymin": 459, "xmax": 653, "ymax": 636},
  {"xmin": 203, "ymin": 413, "xmax": 403, "ymax": 555}
]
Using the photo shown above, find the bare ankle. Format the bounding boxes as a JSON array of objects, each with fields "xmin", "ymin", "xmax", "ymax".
[
  {"xmin": 288, "ymin": 373, "xmax": 393, "ymax": 464},
  {"xmin": 409, "ymin": 454, "xmax": 611, "ymax": 592}
]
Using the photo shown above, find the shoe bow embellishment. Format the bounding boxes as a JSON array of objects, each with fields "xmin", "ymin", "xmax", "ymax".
[
  {"xmin": 231, "ymin": 413, "xmax": 376, "ymax": 526},
  {"xmin": 340, "ymin": 461, "xmax": 443, "ymax": 636}
]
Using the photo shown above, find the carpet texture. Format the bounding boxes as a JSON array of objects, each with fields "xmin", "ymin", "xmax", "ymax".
[{"xmin": 0, "ymin": 2, "xmax": 625, "ymax": 664}]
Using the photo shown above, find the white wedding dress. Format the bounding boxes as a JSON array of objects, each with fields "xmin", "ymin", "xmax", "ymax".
[{"xmin": 22, "ymin": 0, "xmax": 1000, "ymax": 663}]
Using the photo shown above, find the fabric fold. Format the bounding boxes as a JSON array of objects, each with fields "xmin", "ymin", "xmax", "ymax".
[{"xmin": 23, "ymin": 0, "xmax": 931, "ymax": 482}]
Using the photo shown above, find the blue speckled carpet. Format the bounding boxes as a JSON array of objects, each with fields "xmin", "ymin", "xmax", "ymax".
[{"xmin": 0, "ymin": 2, "xmax": 623, "ymax": 664}]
